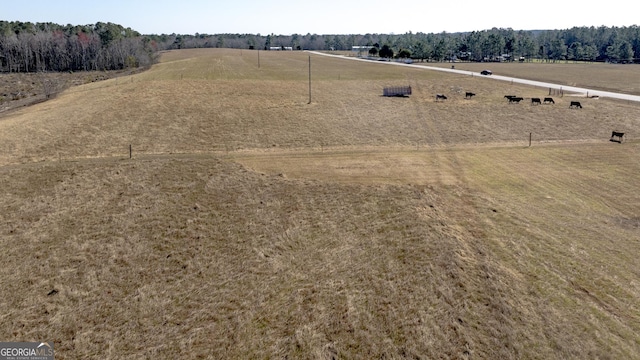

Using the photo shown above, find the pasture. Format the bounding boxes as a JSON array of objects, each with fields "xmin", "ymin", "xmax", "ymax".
[
  {"xmin": 1, "ymin": 48, "xmax": 639, "ymax": 359},
  {"xmin": 424, "ymin": 60, "xmax": 640, "ymax": 95}
]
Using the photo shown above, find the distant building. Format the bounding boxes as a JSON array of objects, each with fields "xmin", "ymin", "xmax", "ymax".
[
  {"xmin": 483, "ymin": 54, "xmax": 510, "ymax": 62},
  {"xmin": 352, "ymin": 46, "xmax": 374, "ymax": 55}
]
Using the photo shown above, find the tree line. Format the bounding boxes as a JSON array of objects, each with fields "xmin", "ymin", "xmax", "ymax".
[
  {"xmin": 2, "ymin": 21, "xmax": 640, "ymax": 74},
  {"xmin": 152, "ymin": 26, "xmax": 640, "ymax": 63},
  {"xmin": 0, "ymin": 21, "xmax": 156, "ymax": 72}
]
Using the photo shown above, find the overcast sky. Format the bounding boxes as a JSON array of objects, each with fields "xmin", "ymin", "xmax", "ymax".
[{"xmin": 4, "ymin": 0, "xmax": 638, "ymax": 35}]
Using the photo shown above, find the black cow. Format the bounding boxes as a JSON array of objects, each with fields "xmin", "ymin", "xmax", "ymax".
[
  {"xmin": 531, "ymin": 98, "xmax": 541, "ymax": 105},
  {"xmin": 465, "ymin": 92, "xmax": 476, "ymax": 99},
  {"xmin": 508, "ymin": 97, "xmax": 524, "ymax": 103},
  {"xmin": 543, "ymin": 97, "xmax": 555, "ymax": 104},
  {"xmin": 610, "ymin": 131, "xmax": 625, "ymax": 143},
  {"xmin": 436, "ymin": 94, "xmax": 447, "ymax": 101},
  {"xmin": 504, "ymin": 95, "xmax": 516, "ymax": 100},
  {"xmin": 570, "ymin": 101, "xmax": 582, "ymax": 108}
]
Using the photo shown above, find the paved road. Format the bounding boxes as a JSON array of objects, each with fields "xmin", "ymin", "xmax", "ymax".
[{"xmin": 308, "ymin": 51, "xmax": 640, "ymax": 103}]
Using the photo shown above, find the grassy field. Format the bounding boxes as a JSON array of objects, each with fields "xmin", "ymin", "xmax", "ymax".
[
  {"xmin": 1, "ymin": 48, "xmax": 639, "ymax": 359},
  {"xmin": 419, "ymin": 60, "xmax": 640, "ymax": 95}
]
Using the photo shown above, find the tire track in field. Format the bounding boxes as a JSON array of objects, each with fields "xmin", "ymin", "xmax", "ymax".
[
  {"xmin": 405, "ymin": 79, "xmax": 527, "ymax": 357},
  {"xmin": 406, "ymin": 78, "xmax": 465, "ymax": 186}
]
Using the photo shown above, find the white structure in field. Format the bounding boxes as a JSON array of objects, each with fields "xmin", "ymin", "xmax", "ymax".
[{"xmin": 352, "ymin": 46, "xmax": 374, "ymax": 56}]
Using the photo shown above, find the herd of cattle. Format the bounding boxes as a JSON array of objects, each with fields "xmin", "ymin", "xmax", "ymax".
[
  {"xmin": 384, "ymin": 86, "xmax": 625, "ymax": 142},
  {"xmin": 433, "ymin": 92, "xmax": 586, "ymax": 109},
  {"xmin": 428, "ymin": 92, "xmax": 625, "ymax": 142},
  {"xmin": 436, "ymin": 91, "xmax": 582, "ymax": 109},
  {"xmin": 385, "ymin": 87, "xmax": 584, "ymax": 110}
]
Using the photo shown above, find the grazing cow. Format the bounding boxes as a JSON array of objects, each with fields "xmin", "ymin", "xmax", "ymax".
[
  {"xmin": 504, "ymin": 95, "xmax": 516, "ymax": 100},
  {"xmin": 436, "ymin": 94, "xmax": 447, "ymax": 102},
  {"xmin": 543, "ymin": 97, "xmax": 555, "ymax": 104},
  {"xmin": 465, "ymin": 92, "xmax": 476, "ymax": 99},
  {"xmin": 610, "ymin": 131, "xmax": 625, "ymax": 143},
  {"xmin": 531, "ymin": 97, "xmax": 541, "ymax": 105},
  {"xmin": 570, "ymin": 101, "xmax": 582, "ymax": 108},
  {"xmin": 508, "ymin": 96, "xmax": 524, "ymax": 103}
]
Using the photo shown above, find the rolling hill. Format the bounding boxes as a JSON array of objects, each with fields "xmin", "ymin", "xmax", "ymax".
[{"xmin": 1, "ymin": 48, "xmax": 639, "ymax": 359}]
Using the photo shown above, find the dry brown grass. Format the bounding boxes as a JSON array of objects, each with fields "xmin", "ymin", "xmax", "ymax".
[{"xmin": 1, "ymin": 48, "xmax": 639, "ymax": 359}]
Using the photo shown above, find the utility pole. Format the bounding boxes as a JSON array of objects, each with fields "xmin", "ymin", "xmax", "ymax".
[{"xmin": 308, "ymin": 55, "xmax": 311, "ymax": 104}]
